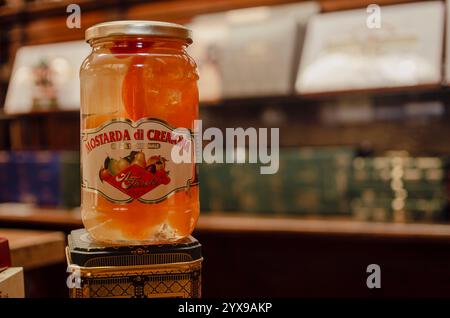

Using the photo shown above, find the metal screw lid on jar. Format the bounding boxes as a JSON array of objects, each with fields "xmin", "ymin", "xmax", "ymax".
[{"xmin": 85, "ymin": 20, "xmax": 193, "ymax": 44}]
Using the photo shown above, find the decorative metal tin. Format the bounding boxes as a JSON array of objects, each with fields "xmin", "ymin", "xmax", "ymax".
[{"xmin": 66, "ymin": 229, "xmax": 202, "ymax": 298}]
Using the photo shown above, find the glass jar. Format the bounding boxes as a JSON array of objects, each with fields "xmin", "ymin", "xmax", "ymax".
[{"xmin": 80, "ymin": 21, "xmax": 199, "ymax": 244}]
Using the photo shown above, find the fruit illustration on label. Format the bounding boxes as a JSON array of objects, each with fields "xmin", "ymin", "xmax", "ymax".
[
  {"xmin": 99, "ymin": 150, "xmax": 171, "ymax": 200},
  {"xmin": 132, "ymin": 151, "xmax": 146, "ymax": 168},
  {"xmin": 99, "ymin": 168, "xmax": 111, "ymax": 181},
  {"xmin": 147, "ymin": 155, "xmax": 168, "ymax": 173}
]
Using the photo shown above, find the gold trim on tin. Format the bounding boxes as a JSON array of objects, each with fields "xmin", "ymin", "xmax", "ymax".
[
  {"xmin": 83, "ymin": 253, "xmax": 194, "ymax": 267},
  {"xmin": 66, "ymin": 247, "xmax": 203, "ymax": 275}
]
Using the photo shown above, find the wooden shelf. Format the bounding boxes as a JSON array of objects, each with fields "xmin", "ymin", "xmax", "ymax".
[
  {"xmin": 24, "ymin": 0, "xmax": 105, "ymax": 15},
  {"xmin": 0, "ymin": 4, "xmax": 21, "ymax": 22},
  {"xmin": 0, "ymin": 204, "xmax": 82, "ymax": 228},
  {"xmin": 0, "ymin": 204, "xmax": 449, "ymax": 241},
  {"xmin": 0, "ymin": 0, "xmax": 422, "ymax": 20},
  {"xmin": 3, "ymin": 83, "xmax": 449, "ymax": 115},
  {"xmin": 0, "ymin": 0, "xmax": 116, "ymax": 20},
  {"xmin": 320, "ymin": 0, "xmax": 419, "ymax": 12},
  {"xmin": 0, "ymin": 228, "xmax": 66, "ymax": 269},
  {"xmin": 198, "ymin": 214, "xmax": 450, "ymax": 240},
  {"xmin": 201, "ymin": 85, "xmax": 450, "ymax": 107},
  {"xmin": 0, "ymin": 0, "xmax": 325, "ymax": 23},
  {"xmin": 6, "ymin": 109, "xmax": 79, "ymax": 118},
  {"xmin": 0, "ymin": 0, "xmax": 298, "ymax": 21},
  {"xmin": 297, "ymin": 83, "xmax": 446, "ymax": 100}
]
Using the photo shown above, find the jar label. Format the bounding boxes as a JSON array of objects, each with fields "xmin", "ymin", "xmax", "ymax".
[{"xmin": 81, "ymin": 118, "xmax": 195, "ymax": 204}]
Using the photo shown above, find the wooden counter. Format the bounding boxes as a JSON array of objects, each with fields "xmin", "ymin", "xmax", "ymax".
[
  {"xmin": 1, "ymin": 204, "xmax": 449, "ymax": 297},
  {"xmin": 0, "ymin": 204, "xmax": 449, "ymax": 242},
  {"xmin": 0, "ymin": 228, "xmax": 65, "ymax": 270}
]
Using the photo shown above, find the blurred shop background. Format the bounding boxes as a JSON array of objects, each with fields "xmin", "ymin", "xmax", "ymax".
[{"xmin": 0, "ymin": 0, "xmax": 450, "ymax": 298}]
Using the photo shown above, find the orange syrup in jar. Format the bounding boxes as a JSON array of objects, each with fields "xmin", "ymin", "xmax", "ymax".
[{"xmin": 80, "ymin": 22, "xmax": 199, "ymax": 244}]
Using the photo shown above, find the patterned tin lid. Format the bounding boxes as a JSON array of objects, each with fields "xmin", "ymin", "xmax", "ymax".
[{"xmin": 67, "ymin": 229, "xmax": 202, "ymax": 267}]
